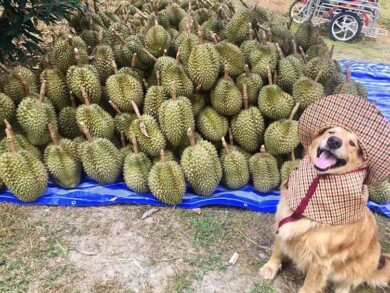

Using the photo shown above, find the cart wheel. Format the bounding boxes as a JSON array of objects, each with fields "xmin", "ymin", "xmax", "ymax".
[
  {"xmin": 289, "ymin": 0, "xmax": 305, "ymax": 24},
  {"xmin": 328, "ymin": 11, "xmax": 362, "ymax": 42}
]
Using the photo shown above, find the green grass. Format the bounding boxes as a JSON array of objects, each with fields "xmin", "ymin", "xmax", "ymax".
[{"xmin": 246, "ymin": 281, "xmax": 275, "ymax": 293}]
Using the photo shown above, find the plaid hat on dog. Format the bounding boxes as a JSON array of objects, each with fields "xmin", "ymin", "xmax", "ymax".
[{"xmin": 298, "ymin": 94, "xmax": 390, "ymax": 185}]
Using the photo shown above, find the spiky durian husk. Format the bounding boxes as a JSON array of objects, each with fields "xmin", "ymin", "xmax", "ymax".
[
  {"xmin": 249, "ymin": 44, "xmax": 278, "ymax": 79},
  {"xmin": 0, "ymin": 93, "xmax": 15, "ymax": 123},
  {"xmin": 0, "ymin": 134, "xmax": 42, "ymax": 160},
  {"xmin": 334, "ymin": 81, "xmax": 368, "ymax": 99},
  {"xmin": 188, "ymin": 91, "xmax": 206, "ymax": 117},
  {"xmin": 41, "ymin": 69, "xmax": 70, "ymax": 111},
  {"xmin": 368, "ymin": 181, "xmax": 390, "ymax": 204},
  {"xmin": 144, "ymin": 24, "xmax": 172, "ymax": 57},
  {"xmin": 166, "ymin": 3, "xmax": 186, "ymax": 27},
  {"xmin": 123, "ymin": 152, "xmax": 152, "ymax": 194},
  {"xmin": 231, "ymin": 107, "xmax": 264, "ymax": 153},
  {"xmin": 249, "ymin": 151, "xmax": 280, "ymax": 193},
  {"xmin": 152, "ymin": 150, "xmax": 176, "ymax": 163},
  {"xmin": 143, "ymin": 86, "xmax": 168, "ymax": 120},
  {"xmin": 292, "ymin": 77, "xmax": 325, "ymax": 109},
  {"xmin": 277, "ymin": 56, "xmax": 303, "ymax": 94},
  {"xmin": 117, "ymin": 66, "xmax": 144, "ymax": 81},
  {"xmin": 210, "ymin": 78, "xmax": 242, "ymax": 117},
  {"xmin": 303, "ymin": 57, "xmax": 337, "ymax": 85},
  {"xmin": 79, "ymin": 138, "xmax": 122, "ymax": 184},
  {"xmin": 196, "ymin": 107, "xmax": 228, "ymax": 143},
  {"xmin": 114, "ymin": 113, "xmax": 136, "ymax": 137},
  {"xmin": 161, "ymin": 64, "xmax": 194, "ymax": 97},
  {"xmin": 3, "ymin": 66, "xmax": 38, "ymax": 105},
  {"xmin": 175, "ymin": 33, "xmax": 198, "ymax": 67},
  {"xmin": 154, "ymin": 56, "xmax": 176, "ymax": 73},
  {"xmin": 44, "ymin": 139, "xmax": 81, "ymax": 188},
  {"xmin": 76, "ymin": 104, "xmax": 114, "ymax": 140},
  {"xmin": 235, "ymin": 72, "xmax": 263, "ymax": 106},
  {"xmin": 106, "ymin": 22, "xmax": 134, "ymax": 46},
  {"xmin": 105, "ymin": 73, "xmax": 144, "ymax": 112},
  {"xmin": 280, "ymin": 159, "xmax": 301, "ymax": 182},
  {"xmin": 225, "ymin": 10, "xmax": 252, "ymax": 44},
  {"xmin": 264, "ymin": 120, "xmax": 300, "ymax": 155},
  {"xmin": 215, "ymin": 42, "xmax": 245, "ymax": 77},
  {"xmin": 80, "ymin": 30, "xmax": 99, "ymax": 49},
  {"xmin": 92, "ymin": 45, "xmax": 115, "ymax": 84},
  {"xmin": 295, "ymin": 21, "xmax": 317, "ymax": 51},
  {"xmin": 258, "ymin": 85, "xmax": 295, "ymax": 120},
  {"xmin": 180, "ymin": 140, "xmax": 222, "ymax": 196},
  {"xmin": 0, "ymin": 150, "xmax": 48, "ymax": 201},
  {"xmin": 324, "ymin": 72, "xmax": 345, "ymax": 96},
  {"xmin": 221, "ymin": 150, "xmax": 249, "ymax": 190},
  {"xmin": 148, "ymin": 160, "xmax": 186, "ymax": 204}
]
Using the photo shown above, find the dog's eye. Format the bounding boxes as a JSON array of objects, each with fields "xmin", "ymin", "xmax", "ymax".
[
  {"xmin": 349, "ymin": 140, "xmax": 356, "ymax": 147},
  {"xmin": 328, "ymin": 131, "xmax": 335, "ymax": 134}
]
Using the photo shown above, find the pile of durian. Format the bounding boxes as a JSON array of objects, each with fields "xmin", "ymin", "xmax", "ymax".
[{"xmin": 0, "ymin": 0, "xmax": 388, "ymax": 205}]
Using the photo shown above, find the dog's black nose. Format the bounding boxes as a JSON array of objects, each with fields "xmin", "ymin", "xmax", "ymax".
[{"xmin": 327, "ymin": 136, "xmax": 342, "ymax": 149}]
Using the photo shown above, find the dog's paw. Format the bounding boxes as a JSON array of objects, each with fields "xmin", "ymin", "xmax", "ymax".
[{"xmin": 259, "ymin": 261, "xmax": 281, "ymax": 280}]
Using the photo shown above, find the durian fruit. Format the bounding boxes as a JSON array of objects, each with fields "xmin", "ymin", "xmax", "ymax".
[
  {"xmin": 118, "ymin": 53, "xmax": 144, "ymax": 81},
  {"xmin": 123, "ymin": 134, "xmax": 152, "ymax": 194},
  {"xmin": 295, "ymin": 21, "xmax": 317, "ymax": 51},
  {"xmin": 210, "ymin": 65, "xmax": 242, "ymax": 117},
  {"xmin": 225, "ymin": 8, "xmax": 252, "ymax": 44},
  {"xmin": 334, "ymin": 64, "xmax": 368, "ymax": 99},
  {"xmin": 109, "ymin": 100, "xmax": 136, "ymax": 139},
  {"xmin": 249, "ymin": 43, "xmax": 278, "ymax": 79},
  {"xmin": 148, "ymin": 149, "xmax": 186, "ymax": 204},
  {"xmin": 40, "ymin": 68, "xmax": 71, "ymax": 111},
  {"xmin": 143, "ymin": 71, "xmax": 168, "ymax": 120},
  {"xmin": 258, "ymin": 67, "xmax": 294, "ymax": 120},
  {"xmin": 264, "ymin": 103, "xmax": 300, "ymax": 156},
  {"xmin": 220, "ymin": 137, "xmax": 249, "ymax": 190},
  {"xmin": 0, "ymin": 93, "xmax": 15, "ymax": 124},
  {"xmin": 75, "ymin": 86, "xmax": 114, "ymax": 140},
  {"xmin": 106, "ymin": 21, "xmax": 134, "ymax": 46},
  {"xmin": 196, "ymin": 106, "xmax": 228, "ymax": 143},
  {"xmin": 92, "ymin": 31, "xmax": 115, "ymax": 84},
  {"xmin": 66, "ymin": 48, "xmax": 102, "ymax": 104},
  {"xmin": 152, "ymin": 149, "xmax": 176, "ymax": 163},
  {"xmin": 180, "ymin": 128, "xmax": 222, "ymax": 196},
  {"xmin": 0, "ymin": 126, "xmax": 48, "ymax": 201},
  {"xmin": 175, "ymin": 22, "xmax": 198, "ymax": 67},
  {"xmin": 303, "ymin": 49, "xmax": 338, "ymax": 85},
  {"xmin": 144, "ymin": 19, "xmax": 172, "ymax": 57},
  {"xmin": 240, "ymin": 23, "xmax": 259, "ymax": 64},
  {"xmin": 268, "ymin": 23, "xmax": 294, "ymax": 55},
  {"xmin": 188, "ymin": 84, "xmax": 206, "ymax": 116},
  {"xmin": 280, "ymin": 151, "xmax": 301, "ymax": 182},
  {"xmin": 220, "ymin": 128, "xmax": 252, "ymax": 161},
  {"xmin": 44, "ymin": 123, "xmax": 81, "ymax": 188},
  {"xmin": 118, "ymin": 131, "xmax": 133, "ymax": 161},
  {"xmin": 0, "ymin": 63, "xmax": 38, "ymax": 105},
  {"xmin": 368, "ymin": 180, "xmax": 390, "ymax": 204},
  {"xmin": 80, "ymin": 28, "xmax": 99, "ymax": 49},
  {"xmin": 160, "ymin": 49, "xmax": 194, "ymax": 96},
  {"xmin": 293, "ymin": 70, "xmax": 325, "ymax": 109},
  {"xmin": 275, "ymin": 44, "xmax": 303, "ymax": 94},
  {"xmin": 78, "ymin": 123, "xmax": 122, "ymax": 184},
  {"xmin": 16, "ymin": 80, "xmax": 58, "ymax": 146},
  {"xmin": 166, "ymin": 3, "xmax": 186, "ymax": 27},
  {"xmin": 231, "ymin": 84, "xmax": 264, "ymax": 153},
  {"xmin": 235, "ymin": 64, "xmax": 263, "ymax": 106},
  {"xmin": 105, "ymin": 61, "xmax": 144, "ymax": 112},
  {"xmin": 305, "ymin": 27, "xmax": 327, "ymax": 60},
  {"xmin": 129, "ymin": 101, "xmax": 166, "ymax": 156},
  {"xmin": 249, "ymin": 145, "xmax": 280, "ymax": 193},
  {"xmin": 158, "ymin": 83, "xmax": 195, "ymax": 146},
  {"xmin": 154, "ymin": 50, "xmax": 176, "ymax": 72},
  {"xmin": 58, "ymin": 92, "xmax": 81, "ymax": 139},
  {"xmin": 324, "ymin": 72, "xmax": 345, "ymax": 96},
  {"xmin": 187, "ymin": 30, "xmax": 220, "ymax": 91}
]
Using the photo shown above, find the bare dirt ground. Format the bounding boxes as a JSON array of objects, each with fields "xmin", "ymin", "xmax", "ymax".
[{"xmin": 1, "ymin": 1, "xmax": 390, "ymax": 293}]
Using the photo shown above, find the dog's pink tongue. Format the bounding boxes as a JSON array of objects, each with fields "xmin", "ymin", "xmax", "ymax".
[{"xmin": 315, "ymin": 151, "xmax": 337, "ymax": 169}]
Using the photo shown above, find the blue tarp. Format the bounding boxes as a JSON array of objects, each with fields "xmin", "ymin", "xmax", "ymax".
[{"xmin": 1, "ymin": 60, "xmax": 389, "ymax": 218}]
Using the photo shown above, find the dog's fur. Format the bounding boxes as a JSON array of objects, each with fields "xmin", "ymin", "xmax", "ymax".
[{"xmin": 260, "ymin": 126, "xmax": 390, "ymax": 293}]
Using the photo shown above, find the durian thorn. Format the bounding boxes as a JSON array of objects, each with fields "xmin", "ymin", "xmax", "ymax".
[
  {"xmin": 131, "ymin": 134, "xmax": 139, "ymax": 154},
  {"xmin": 5, "ymin": 127, "xmax": 17, "ymax": 153},
  {"xmin": 39, "ymin": 80, "xmax": 47, "ymax": 103},
  {"xmin": 259, "ymin": 145, "xmax": 266, "ymax": 157},
  {"xmin": 143, "ymin": 79, "xmax": 149, "ymax": 90},
  {"xmin": 195, "ymin": 84, "xmax": 202, "ymax": 93},
  {"xmin": 221, "ymin": 137, "xmax": 229, "ymax": 154},
  {"xmin": 248, "ymin": 23, "xmax": 254, "ymax": 41},
  {"xmin": 109, "ymin": 100, "xmax": 123, "ymax": 115},
  {"xmin": 120, "ymin": 131, "xmax": 127, "ymax": 148},
  {"xmin": 69, "ymin": 91, "xmax": 77, "ymax": 108},
  {"xmin": 291, "ymin": 38, "xmax": 297, "ymax": 54},
  {"xmin": 283, "ymin": 38, "xmax": 290, "ymax": 54},
  {"xmin": 48, "ymin": 123, "xmax": 59, "ymax": 146},
  {"xmin": 160, "ymin": 149, "xmax": 165, "ymax": 163},
  {"xmin": 273, "ymin": 70, "xmax": 278, "ymax": 85},
  {"xmin": 299, "ymin": 46, "xmax": 308, "ymax": 64},
  {"xmin": 187, "ymin": 128, "xmax": 196, "ymax": 147},
  {"xmin": 275, "ymin": 43, "xmax": 284, "ymax": 60},
  {"xmin": 98, "ymin": 29, "xmax": 104, "ymax": 46},
  {"xmin": 142, "ymin": 47, "xmax": 158, "ymax": 62},
  {"xmin": 197, "ymin": 30, "xmax": 204, "ymax": 45},
  {"xmin": 131, "ymin": 100, "xmax": 142, "ymax": 119},
  {"xmin": 156, "ymin": 70, "xmax": 161, "ymax": 86},
  {"xmin": 74, "ymin": 48, "xmax": 83, "ymax": 67},
  {"xmin": 176, "ymin": 48, "xmax": 181, "ymax": 64},
  {"xmin": 171, "ymin": 82, "xmax": 177, "ymax": 101},
  {"xmin": 314, "ymin": 69, "xmax": 323, "ymax": 83},
  {"xmin": 80, "ymin": 86, "xmax": 91, "ymax": 106},
  {"xmin": 139, "ymin": 122, "xmax": 149, "ymax": 137},
  {"xmin": 68, "ymin": 35, "xmax": 74, "ymax": 47},
  {"xmin": 131, "ymin": 53, "xmax": 137, "ymax": 70},
  {"xmin": 289, "ymin": 103, "xmax": 300, "ymax": 120},
  {"xmin": 210, "ymin": 32, "xmax": 218, "ymax": 44},
  {"xmin": 0, "ymin": 63, "xmax": 12, "ymax": 74},
  {"xmin": 267, "ymin": 66, "xmax": 273, "ymax": 85},
  {"xmin": 242, "ymin": 84, "xmax": 249, "ymax": 110},
  {"xmin": 291, "ymin": 151, "xmax": 296, "ymax": 161},
  {"xmin": 244, "ymin": 64, "xmax": 250, "ymax": 78},
  {"xmin": 228, "ymin": 128, "xmax": 234, "ymax": 146},
  {"xmin": 114, "ymin": 32, "xmax": 127, "ymax": 45},
  {"xmin": 112, "ymin": 60, "xmax": 118, "ymax": 74},
  {"xmin": 80, "ymin": 122, "xmax": 94, "ymax": 143},
  {"xmin": 329, "ymin": 45, "xmax": 335, "ymax": 59},
  {"xmin": 345, "ymin": 64, "xmax": 351, "ymax": 83},
  {"xmin": 223, "ymin": 65, "xmax": 230, "ymax": 80}
]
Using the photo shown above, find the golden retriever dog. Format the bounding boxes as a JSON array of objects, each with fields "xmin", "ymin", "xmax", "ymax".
[{"xmin": 260, "ymin": 126, "xmax": 390, "ymax": 293}]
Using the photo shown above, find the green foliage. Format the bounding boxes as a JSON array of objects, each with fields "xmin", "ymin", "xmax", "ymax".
[{"xmin": 0, "ymin": 0, "xmax": 84, "ymax": 62}]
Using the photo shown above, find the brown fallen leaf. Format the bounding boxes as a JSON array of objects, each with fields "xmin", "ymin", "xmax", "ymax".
[{"xmin": 141, "ymin": 207, "xmax": 159, "ymax": 220}]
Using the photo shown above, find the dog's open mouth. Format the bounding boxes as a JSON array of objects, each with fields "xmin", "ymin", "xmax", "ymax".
[{"xmin": 314, "ymin": 148, "xmax": 347, "ymax": 171}]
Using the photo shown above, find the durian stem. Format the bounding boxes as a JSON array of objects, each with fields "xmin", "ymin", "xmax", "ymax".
[
  {"xmin": 221, "ymin": 137, "xmax": 229, "ymax": 154},
  {"xmin": 5, "ymin": 127, "xmax": 16, "ymax": 153},
  {"xmin": 210, "ymin": 32, "xmax": 218, "ymax": 44},
  {"xmin": 283, "ymin": 38, "xmax": 290, "ymax": 54},
  {"xmin": 289, "ymin": 103, "xmax": 300, "ymax": 120},
  {"xmin": 299, "ymin": 46, "xmax": 308, "ymax": 64},
  {"xmin": 70, "ymin": 92, "xmax": 77, "ymax": 108},
  {"xmin": 154, "ymin": 18, "xmax": 158, "ymax": 27},
  {"xmin": 0, "ymin": 63, "xmax": 11, "ymax": 74},
  {"xmin": 186, "ymin": 21, "xmax": 192, "ymax": 36},
  {"xmin": 79, "ymin": 123, "xmax": 94, "ymax": 143},
  {"xmin": 291, "ymin": 39, "xmax": 297, "ymax": 54},
  {"xmin": 134, "ymin": 7, "xmax": 148, "ymax": 20},
  {"xmin": 48, "ymin": 123, "xmax": 59, "ymax": 146},
  {"xmin": 176, "ymin": 48, "xmax": 181, "ymax": 64},
  {"xmin": 329, "ymin": 45, "xmax": 335, "ymax": 59},
  {"xmin": 308, "ymin": 10, "xmax": 315, "ymax": 22},
  {"xmin": 120, "ymin": 131, "xmax": 126, "ymax": 148},
  {"xmin": 171, "ymin": 83, "xmax": 177, "ymax": 101},
  {"xmin": 112, "ymin": 60, "xmax": 118, "ymax": 74},
  {"xmin": 345, "ymin": 64, "xmax": 351, "ymax": 83},
  {"xmin": 163, "ymin": 49, "xmax": 168, "ymax": 56},
  {"xmin": 258, "ymin": 24, "xmax": 268, "ymax": 32},
  {"xmin": 131, "ymin": 134, "xmax": 139, "ymax": 154},
  {"xmin": 131, "ymin": 53, "xmax": 137, "ymax": 70},
  {"xmin": 242, "ymin": 83, "xmax": 249, "ymax": 110},
  {"xmin": 3, "ymin": 119, "xmax": 12, "ymax": 131},
  {"xmin": 314, "ymin": 69, "xmax": 323, "ymax": 83},
  {"xmin": 39, "ymin": 80, "xmax": 47, "ymax": 103},
  {"xmin": 156, "ymin": 70, "xmax": 161, "ymax": 87},
  {"xmin": 195, "ymin": 84, "xmax": 201, "ymax": 93},
  {"xmin": 74, "ymin": 48, "xmax": 83, "ymax": 67},
  {"xmin": 273, "ymin": 70, "xmax": 278, "ymax": 84},
  {"xmin": 275, "ymin": 43, "xmax": 284, "ymax": 60},
  {"xmin": 93, "ymin": 0, "xmax": 99, "ymax": 13},
  {"xmin": 143, "ymin": 79, "xmax": 149, "ymax": 90},
  {"xmin": 123, "ymin": 9, "xmax": 131, "ymax": 25},
  {"xmin": 267, "ymin": 66, "xmax": 273, "ymax": 85},
  {"xmin": 291, "ymin": 151, "xmax": 296, "ymax": 161},
  {"xmin": 131, "ymin": 100, "xmax": 142, "ymax": 119},
  {"xmin": 223, "ymin": 65, "xmax": 230, "ymax": 80},
  {"xmin": 114, "ymin": 32, "xmax": 127, "ymax": 45},
  {"xmin": 248, "ymin": 23, "xmax": 254, "ymax": 41},
  {"xmin": 339, "ymin": 82, "xmax": 347, "ymax": 94},
  {"xmin": 80, "ymin": 86, "xmax": 91, "ymax": 106},
  {"xmin": 250, "ymin": 2, "xmax": 257, "ymax": 11},
  {"xmin": 228, "ymin": 128, "xmax": 234, "ymax": 146},
  {"xmin": 197, "ymin": 30, "xmax": 204, "ymax": 45},
  {"xmin": 17, "ymin": 73, "xmax": 30, "ymax": 98},
  {"xmin": 142, "ymin": 47, "xmax": 158, "ymax": 62},
  {"xmin": 315, "ymin": 26, "xmax": 320, "ymax": 45},
  {"xmin": 109, "ymin": 100, "xmax": 123, "ymax": 115},
  {"xmin": 259, "ymin": 145, "xmax": 266, "ymax": 158},
  {"xmin": 244, "ymin": 64, "xmax": 250, "ymax": 78},
  {"xmin": 187, "ymin": 128, "xmax": 196, "ymax": 147},
  {"xmin": 68, "ymin": 35, "xmax": 74, "ymax": 47},
  {"xmin": 114, "ymin": 4, "xmax": 123, "ymax": 14},
  {"xmin": 160, "ymin": 149, "xmax": 165, "ymax": 163},
  {"xmin": 98, "ymin": 30, "xmax": 104, "ymax": 46}
]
